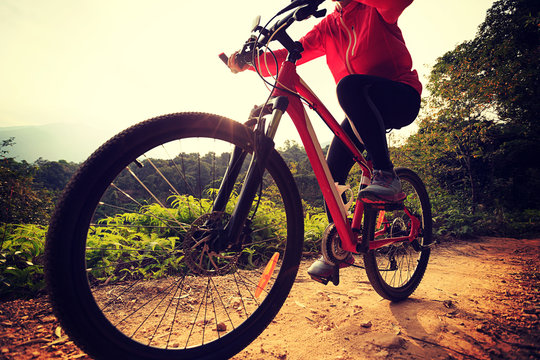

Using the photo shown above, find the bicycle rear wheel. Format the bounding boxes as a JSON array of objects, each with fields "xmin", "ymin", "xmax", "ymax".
[
  {"xmin": 45, "ymin": 113, "xmax": 303, "ymax": 360},
  {"xmin": 363, "ymin": 167, "xmax": 432, "ymax": 301}
]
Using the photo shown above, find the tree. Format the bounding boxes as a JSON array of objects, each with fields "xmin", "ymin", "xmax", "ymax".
[
  {"xmin": 403, "ymin": 0, "xmax": 540, "ymax": 211},
  {"xmin": 0, "ymin": 139, "xmax": 52, "ymax": 225},
  {"xmin": 471, "ymin": 0, "xmax": 540, "ymax": 208},
  {"xmin": 472, "ymin": 0, "xmax": 540, "ymax": 132},
  {"xmin": 33, "ymin": 159, "xmax": 78, "ymax": 192}
]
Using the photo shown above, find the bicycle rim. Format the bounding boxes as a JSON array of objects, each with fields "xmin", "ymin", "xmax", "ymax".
[{"xmin": 45, "ymin": 113, "xmax": 303, "ymax": 359}]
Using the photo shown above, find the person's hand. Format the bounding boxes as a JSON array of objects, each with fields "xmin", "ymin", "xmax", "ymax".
[{"xmin": 228, "ymin": 51, "xmax": 249, "ymax": 74}]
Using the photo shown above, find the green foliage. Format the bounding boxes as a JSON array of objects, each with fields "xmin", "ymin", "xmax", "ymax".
[
  {"xmin": 85, "ymin": 194, "xmax": 213, "ymax": 283},
  {"xmin": 303, "ymin": 203, "xmax": 328, "ymax": 254},
  {"xmin": 428, "ymin": 191, "xmax": 482, "ymax": 237},
  {"xmin": 0, "ymin": 190, "xmax": 305, "ymax": 298},
  {"xmin": 0, "ymin": 224, "xmax": 47, "ymax": 299},
  {"xmin": 86, "ymin": 224, "xmax": 182, "ymax": 283},
  {"xmin": 429, "ymin": 188, "xmax": 540, "ymax": 238},
  {"xmin": 501, "ymin": 209, "xmax": 540, "ymax": 238}
]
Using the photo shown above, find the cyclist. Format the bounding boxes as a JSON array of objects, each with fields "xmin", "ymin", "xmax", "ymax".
[{"xmin": 229, "ymin": 0, "xmax": 421, "ymax": 281}]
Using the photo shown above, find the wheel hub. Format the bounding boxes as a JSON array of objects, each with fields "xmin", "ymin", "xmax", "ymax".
[{"xmin": 183, "ymin": 212, "xmax": 241, "ymax": 276}]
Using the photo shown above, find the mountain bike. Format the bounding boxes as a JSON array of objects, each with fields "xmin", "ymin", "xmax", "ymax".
[{"xmin": 45, "ymin": 1, "xmax": 432, "ymax": 359}]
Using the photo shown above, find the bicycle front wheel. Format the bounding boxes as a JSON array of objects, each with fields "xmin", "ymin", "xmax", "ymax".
[
  {"xmin": 363, "ymin": 167, "xmax": 432, "ymax": 301},
  {"xmin": 45, "ymin": 113, "xmax": 304, "ymax": 360}
]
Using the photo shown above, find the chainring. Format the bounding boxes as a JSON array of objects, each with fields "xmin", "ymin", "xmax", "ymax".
[{"xmin": 321, "ymin": 223, "xmax": 350, "ymax": 266}]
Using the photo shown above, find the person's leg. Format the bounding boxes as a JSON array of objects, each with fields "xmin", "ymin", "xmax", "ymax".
[
  {"xmin": 336, "ymin": 74, "xmax": 420, "ymax": 202},
  {"xmin": 326, "ymin": 118, "xmax": 363, "ymax": 184},
  {"xmin": 325, "ymin": 119, "xmax": 364, "ymax": 223},
  {"xmin": 308, "ymin": 75, "xmax": 420, "ymax": 283}
]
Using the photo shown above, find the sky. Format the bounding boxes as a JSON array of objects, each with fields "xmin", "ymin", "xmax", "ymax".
[{"xmin": 0, "ymin": 0, "xmax": 497, "ymax": 159}]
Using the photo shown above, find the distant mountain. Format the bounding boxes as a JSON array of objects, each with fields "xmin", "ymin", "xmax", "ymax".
[{"xmin": 0, "ymin": 123, "xmax": 114, "ymax": 163}]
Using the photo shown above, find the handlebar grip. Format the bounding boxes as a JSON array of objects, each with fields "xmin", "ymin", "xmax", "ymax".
[{"xmin": 219, "ymin": 53, "xmax": 229, "ymax": 65}]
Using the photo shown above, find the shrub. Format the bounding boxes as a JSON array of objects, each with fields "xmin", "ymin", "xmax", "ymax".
[{"xmin": 0, "ymin": 224, "xmax": 47, "ymax": 299}]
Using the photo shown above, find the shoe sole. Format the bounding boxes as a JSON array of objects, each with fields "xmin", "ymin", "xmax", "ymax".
[{"xmin": 359, "ymin": 191, "xmax": 406, "ymax": 204}]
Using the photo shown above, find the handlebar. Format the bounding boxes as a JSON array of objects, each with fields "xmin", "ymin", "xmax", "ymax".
[
  {"xmin": 220, "ymin": 0, "xmax": 327, "ymax": 69},
  {"xmin": 276, "ymin": 0, "xmax": 317, "ymax": 17}
]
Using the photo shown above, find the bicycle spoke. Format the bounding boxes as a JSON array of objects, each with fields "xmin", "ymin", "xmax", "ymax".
[
  {"xmin": 165, "ymin": 276, "xmax": 188, "ymax": 349},
  {"xmin": 130, "ymin": 279, "xmax": 179, "ymax": 340},
  {"xmin": 107, "ymin": 183, "xmax": 188, "ymax": 233},
  {"xmin": 124, "ymin": 168, "xmax": 190, "ymax": 233},
  {"xmin": 144, "ymin": 156, "xmax": 182, "ymax": 197}
]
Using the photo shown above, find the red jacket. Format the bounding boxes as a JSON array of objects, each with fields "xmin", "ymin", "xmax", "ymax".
[{"xmin": 255, "ymin": 0, "xmax": 422, "ymax": 95}]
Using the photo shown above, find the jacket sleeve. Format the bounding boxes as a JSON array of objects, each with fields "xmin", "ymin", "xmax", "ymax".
[
  {"xmin": 355, "ymin": 0, "xmax": 413, "ymax": 24},
  {"xmin": 250, "ymin": 21, "xmax": 326, "ymax": 77}
]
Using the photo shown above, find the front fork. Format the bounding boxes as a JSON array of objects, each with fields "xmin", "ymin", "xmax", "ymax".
[{"xmin": 212, "ymin": 97, "xmax": 289, "ymax": 250}]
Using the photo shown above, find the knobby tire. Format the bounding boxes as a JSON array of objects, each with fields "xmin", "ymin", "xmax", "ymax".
[{"xmin": 45, "ymin": 113, "xmax": 304, "ymax": 360}]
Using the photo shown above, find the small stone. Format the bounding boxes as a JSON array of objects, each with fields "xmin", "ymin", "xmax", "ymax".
[
  {"xmin": 40, "ymin": 316, "xmax": 57, "ymax": 323},
  {"xmin": 370, "ymin": 333, "xmax": 404, "ymax": 349},
  {"xmin": 216, "ymin": 322, "xmax": 227, "ymax": 332},
  {"xmin": 443, "ymin": 300, "xmax": 454, "ymax": 308}
]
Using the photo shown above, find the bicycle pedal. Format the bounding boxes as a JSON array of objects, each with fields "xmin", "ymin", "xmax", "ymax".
[
  {"xmin": 309, "ymin": 266, "xmax": 340, "ymax": 286},
  {"xmin": 309, "ymin": 274, "xmax": 330, "ymax": 285},
  {"xmin": 307, "ymin": 259, "xmax": 341, "ymax": 286},
  {"xmin": 309, "ymin": 273, "xmax": 340, "ymax": 286}
]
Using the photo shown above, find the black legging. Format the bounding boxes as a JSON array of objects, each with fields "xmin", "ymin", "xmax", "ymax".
[{"xmin": 327, "ymin": 74, "xmax": 421, "ymax": 184}]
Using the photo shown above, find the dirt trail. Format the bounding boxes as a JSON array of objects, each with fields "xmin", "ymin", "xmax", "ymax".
[
  {"xmin": 231, "ymin": 237, "xmax": 539, "ymax": 360},
  {"xmin": 0, "ymin": 237, "xmax": 538, "ymax": 359}
]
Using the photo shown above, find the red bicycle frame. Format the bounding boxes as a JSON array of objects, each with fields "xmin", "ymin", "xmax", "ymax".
[{"xmin": 270, "ymin": 60, "xmax": 421, "ymax": 252}]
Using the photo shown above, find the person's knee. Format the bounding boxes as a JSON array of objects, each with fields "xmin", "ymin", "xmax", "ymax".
[
  {"xmin": 336, "ymin": 75, "xmax": 354, "ymax": 94},
  {"xmin": 336, "ymin": 75, "xmax": 374, "ymax": 109},
  {"xmin": 336, "ymin": 75, "xmax": 360, "ymax": 101}
]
